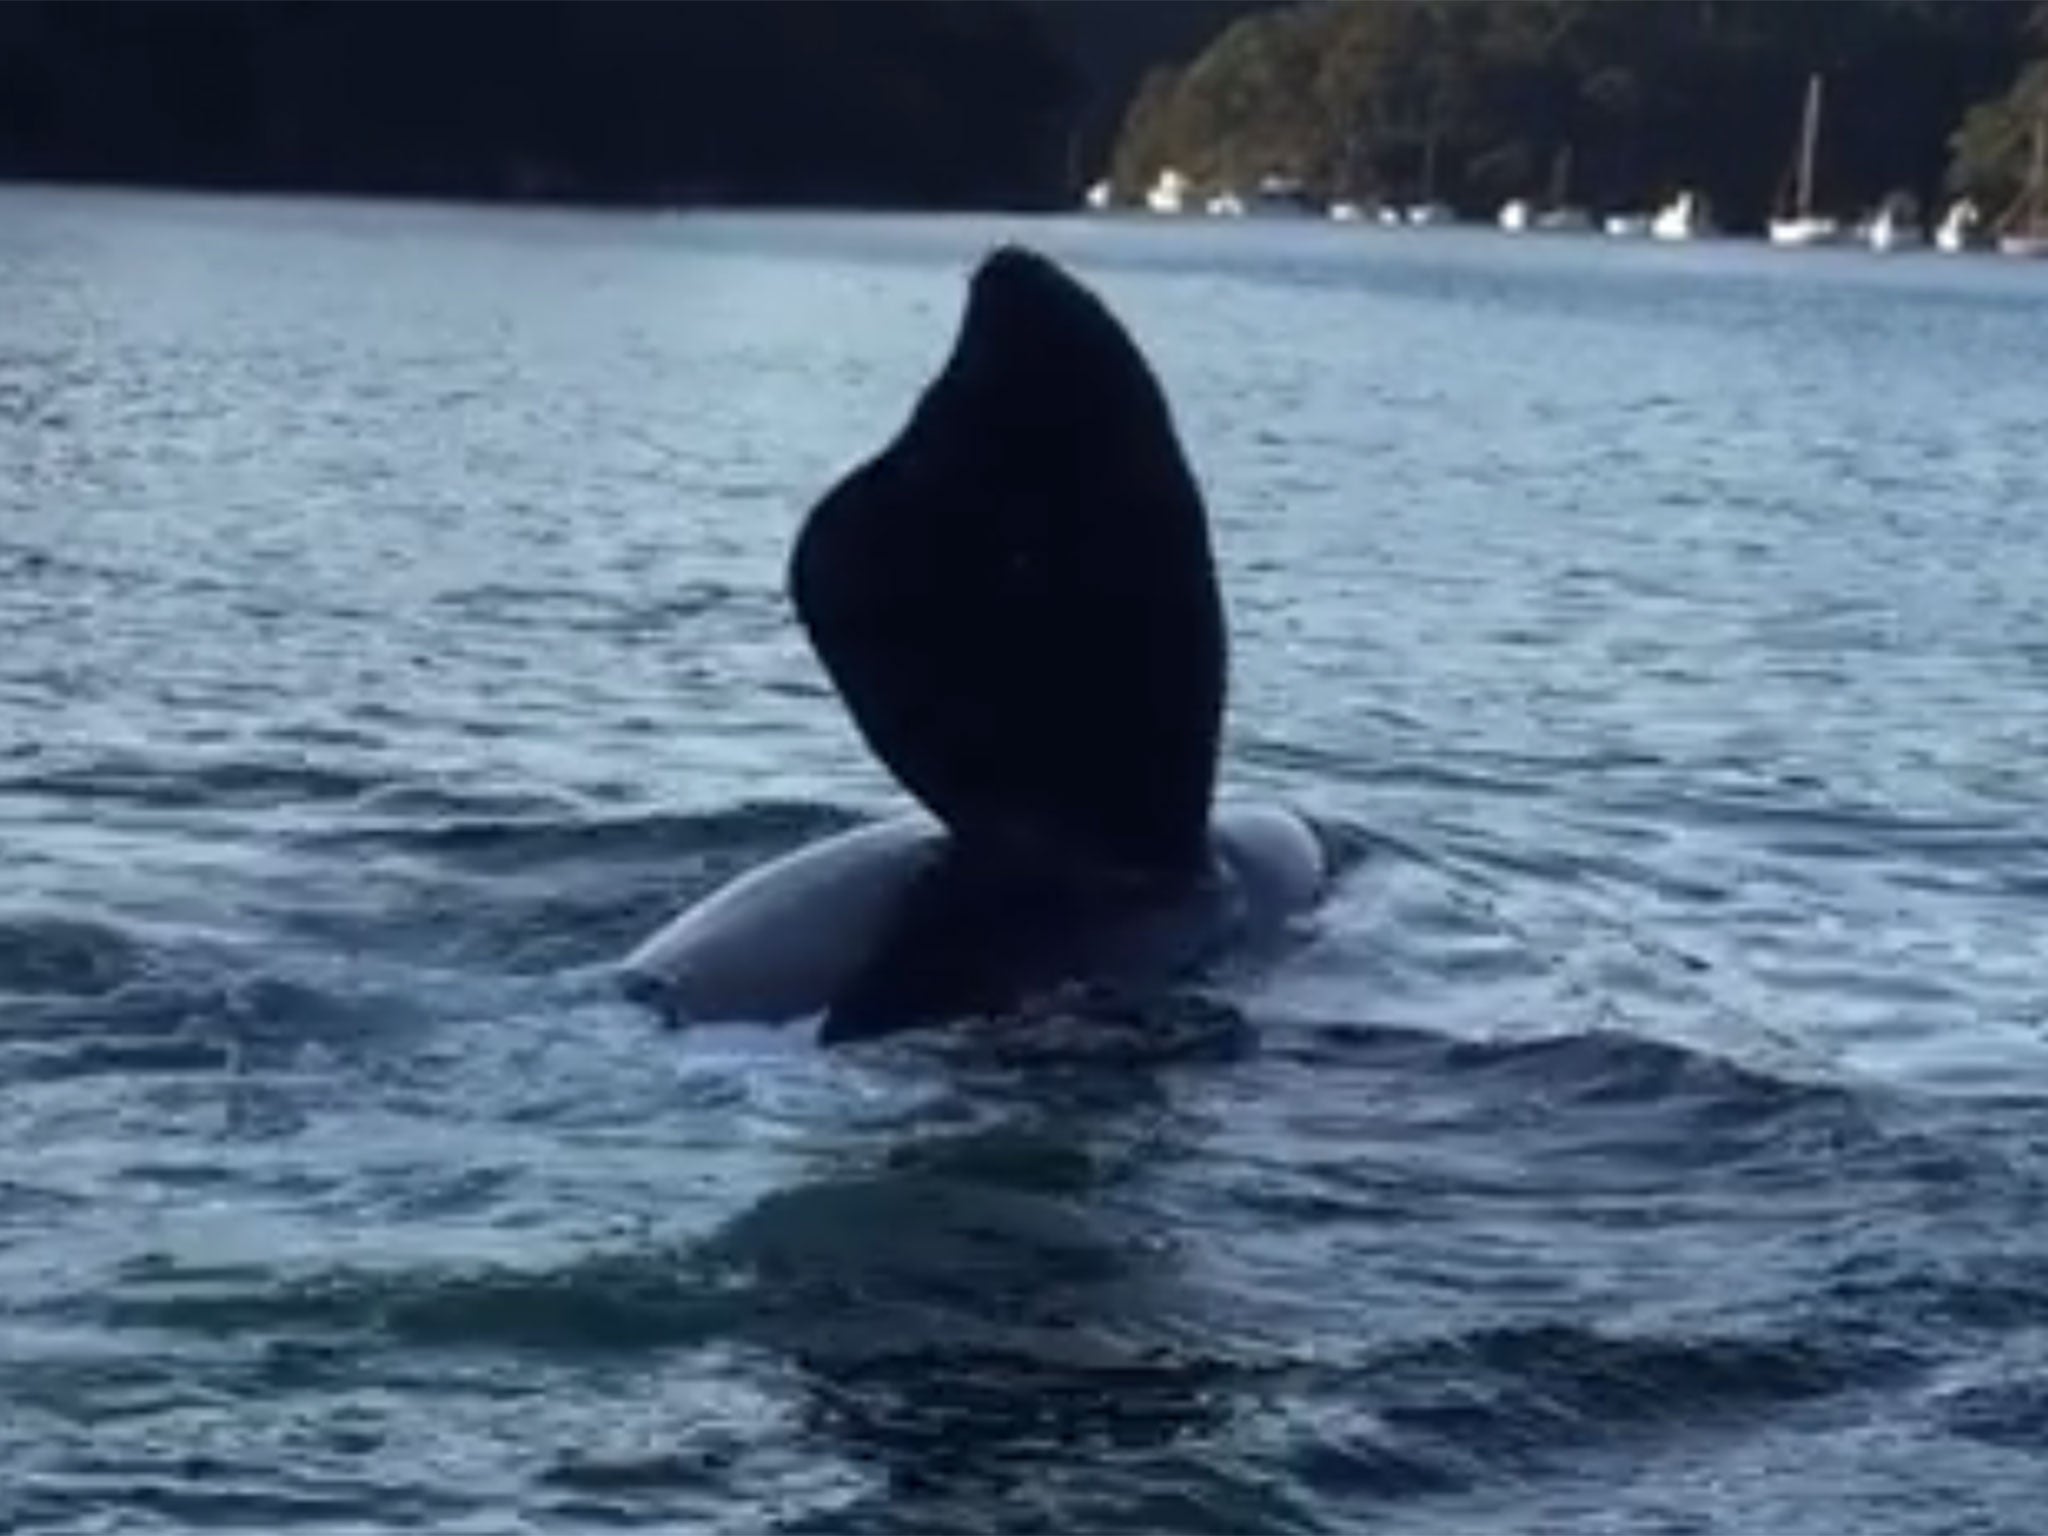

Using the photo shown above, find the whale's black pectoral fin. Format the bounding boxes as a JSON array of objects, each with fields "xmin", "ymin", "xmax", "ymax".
[
  {"xmin": 788, "ymin": 246, "xmax": 1226, "ymax": 881},
  {"xmin": 815, "ymin": 844, "xmax": 1092, "ymax": 1044}
]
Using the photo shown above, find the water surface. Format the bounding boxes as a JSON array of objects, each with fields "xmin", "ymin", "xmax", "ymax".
[{"xmin": 4, "ymin": 188, "xmax": 2047, "ymax": 1533}]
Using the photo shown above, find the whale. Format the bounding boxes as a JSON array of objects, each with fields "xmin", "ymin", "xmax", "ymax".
[{"xmin": 619, "ymin": 246, "xmax": 1328, "ymax": 1043}]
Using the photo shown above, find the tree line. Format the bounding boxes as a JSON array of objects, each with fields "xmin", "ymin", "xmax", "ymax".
[
  {"xmin": 5, "ymin": 2, "xmax": 2036, "ymax": 225},
  {"xmin": 0, "ymin": 1, "xmax": 1085, "ymax": 209},
  {"xmin": 1109, "ymin": 1, "xmax": 2048, "ymax": 227}
]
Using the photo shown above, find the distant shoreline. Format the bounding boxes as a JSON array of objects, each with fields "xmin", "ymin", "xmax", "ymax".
[{"xmin": 0, "ymin": 172, "xmax": 1073, "ymax": 221}]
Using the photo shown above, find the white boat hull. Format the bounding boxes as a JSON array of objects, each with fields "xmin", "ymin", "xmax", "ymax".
[
  {"xmin": 2000, "ymin": 234, "xmax": 2048, "ymax": 259},
  {"xmin": 1145, "ymin": 169, "xmax": 1191, "ymax": 216},
  {"xmin": 1936, "ymin": 200, "xmax": 1983, "ymax": 253},
  {"xmin": 1504, "ymin": 201, "xmax": 1592, "ymax": 235},
  {"xmin": 1650, "ymin": 191, "xmax": 1711, "ymax": 241},
  {"xmin": 1768, "ymin": 216, "xmax": 1843, "ymax": 247}
]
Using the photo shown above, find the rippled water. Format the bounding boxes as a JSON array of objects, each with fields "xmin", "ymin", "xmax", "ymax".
[{"xmin": 4, "ymin": 186, "xmax": 2047, "ymax": 1533}]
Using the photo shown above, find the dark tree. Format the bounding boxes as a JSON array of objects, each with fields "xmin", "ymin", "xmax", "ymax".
[
  {"xmin": 1106, "ymin": 0, "xmax": 2035, "ymax": 228},
  {"xmin": 0, "ymin": 1, "xmax": 1086, "ymax": 209}
]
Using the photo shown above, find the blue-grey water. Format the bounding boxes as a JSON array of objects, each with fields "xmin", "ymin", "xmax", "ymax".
[{"xmin": 4, "ymin": 186, "xmax": 2047, "ymax": 1534}]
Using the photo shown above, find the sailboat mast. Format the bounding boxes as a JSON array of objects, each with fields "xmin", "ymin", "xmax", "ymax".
[{"xmin": 1795, "ymin": 73, "xmax": 1822, "ymax": 216}]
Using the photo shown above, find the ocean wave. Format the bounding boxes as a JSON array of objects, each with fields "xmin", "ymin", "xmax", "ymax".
[
  {"xmin": 0, "ymin": 910, "xmax": 430, "ymax": 1082},
  {"xmin": 0, "ymin": 910, "xmax": 145, "ymax": 998},
  {"xmin": 99, "ymin": 1247, "xmax": 747, "ymax": 1352},
  {"xmin": 1821, "ymin": 1251, "xmax": 2048, "ymax": 1348},
  {"xmin": 1932, "ymin": 1374, "xmax": 2048, "ymax": 1452},
  {"xmin": 1282, "ymin": 1020, "xmax": 1854, "ymax": 1123},
  {"xmin": 323, "ymin": 798, "xmax": 861, "ymax": 871},
  {"xmin": 0, "ymin": 751, "xmax": 385, "ymax": 812},
  {"xmin": 1269, "ymin": 1321, "xmax": 1900, "ymax": 1501}
]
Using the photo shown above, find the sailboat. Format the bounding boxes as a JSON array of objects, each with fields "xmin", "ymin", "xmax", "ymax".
[
  {"xmin": 1936, "ymin": 197, "xmax": 1983, "ymax": 253},
  {"xmin": 1535, "ymin": 145, "xmax": 1593, "ymax": 231},
  {"xmin": 1865, "ymin": 191, "xmax": 1924, "ymax": 252},
  {"xmin": 1998, "ymin": 113, "xmax": 2048, "ymax": 258},
  {"xmin": 1499, "ymin": 148, "xmax": 1589, "ymax": 233},
  {"xmin": 1769, "ymin": 73, "xmax": 1844, "ymax": 247},
  {"xmin": 1534, "ymin": 206, "xmax": 1593, "ymax": 233},
  {"xmin": 1145, "ymin": 168, "xmax": 1191, "ymax": 215},
  {"xmin": 1402, "ymin": 118, "xmax": 1455, "ymax": 226},
  {"xmin": 1501, "ymin": 146, "xmax": 1590, "ymax": 232},
  {"xmin": 1651, "ymin": 189, "xmax": 1712, "ymax": 241}
]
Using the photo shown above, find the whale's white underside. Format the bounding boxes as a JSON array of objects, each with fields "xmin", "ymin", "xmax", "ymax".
[{"xmin": 618, "ymin": 800, "xmax": 1326, "ymax": 1027}]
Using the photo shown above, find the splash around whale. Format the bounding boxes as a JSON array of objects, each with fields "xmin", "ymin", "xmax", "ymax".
[{"xmin": 619, "ymin": 247, "xmax": 1332, "ymax": 1043}]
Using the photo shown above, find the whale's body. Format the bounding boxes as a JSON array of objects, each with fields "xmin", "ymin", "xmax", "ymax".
[
  {"xmin": 618, "ymin": 247, "xmax": 1330, "ymax": 1042},
  {"xmin": 621, "ymin": 802, "xmax": 1326, "ymax": 1038}
]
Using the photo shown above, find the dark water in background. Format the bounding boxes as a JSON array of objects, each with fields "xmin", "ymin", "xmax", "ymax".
[{"xmin": 4, "ymin": 186, "xmax": 2047, "ymax": 1533}]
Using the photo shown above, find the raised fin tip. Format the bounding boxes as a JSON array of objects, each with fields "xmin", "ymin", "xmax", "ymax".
[{"xmin": 965, "ymin": 244, "xmax": 1091, "ymax": 320}]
